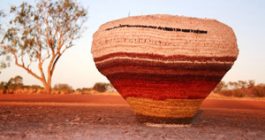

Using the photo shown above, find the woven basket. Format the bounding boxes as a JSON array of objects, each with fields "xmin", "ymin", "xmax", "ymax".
[{"xmin": 91, "ymin": 14, "xmax": 238, "ymax": 124}]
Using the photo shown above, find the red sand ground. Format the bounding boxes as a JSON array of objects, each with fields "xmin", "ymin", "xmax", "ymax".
[{"xmin": 0, "ymin": 94, "xmax": 264, "ymax": 140}]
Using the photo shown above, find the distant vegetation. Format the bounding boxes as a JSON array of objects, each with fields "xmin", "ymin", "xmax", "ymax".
[
  {"xmin": 53, "ymin": 84, "xmax": 74, "ymax": 95},
  {"xmin": 92, "ymin": 82, "xmax": 114, "ymax": 93},
  {"xmin": 213, "ymin": 80, "xmax": 265, "ymax": 98},
  {"xmin": 0, "ymin": 75, "xmax": 44, "ymax": 94},
  {"xmin": 0, "ymin": 75, "xmax": 116, "ymax": 95}
]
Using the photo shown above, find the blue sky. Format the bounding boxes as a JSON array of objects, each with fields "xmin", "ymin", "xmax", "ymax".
[{"xmin": 0, "ymin": 0, "xmax": 265, "ymax": 88}]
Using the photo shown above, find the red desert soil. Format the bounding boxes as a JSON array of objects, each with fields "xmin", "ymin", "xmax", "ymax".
[{"xmin": 0, "ymin": 94, "xmax": 264, "ymax": 140}]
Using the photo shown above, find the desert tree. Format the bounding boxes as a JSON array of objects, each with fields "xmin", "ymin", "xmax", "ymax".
[
  {"xmin": 0, "ymin": 0, "xmax": 87, "ymax": 93},
  {"xmin": 8, "ymin": 75, "xmax": 23, "ymax": 86},
  {"xmin": 0, "ymin": 75, "xmax": 23, "ymax": 94}
]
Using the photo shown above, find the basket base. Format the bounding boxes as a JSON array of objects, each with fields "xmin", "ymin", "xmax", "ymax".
[
  {"xmin": 136, "ymin": 114, "xmax": 193, "ymax": 124},
  {"xmin": 126, "ymin": 97, "xmax": 203, "ymax": 124}
]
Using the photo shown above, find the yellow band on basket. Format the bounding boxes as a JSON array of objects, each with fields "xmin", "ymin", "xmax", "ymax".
[{"xmin": 126, "ymin": 97, "xmax": 203, "ymax": 118}]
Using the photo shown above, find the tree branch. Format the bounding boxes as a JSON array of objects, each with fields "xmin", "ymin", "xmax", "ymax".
[
  {"xmin": 12, "ymin": 52, "xmax": 42, "ymax": 81},
  {"xmin": 37, "ymin": 46, "xmax": 46, "ymax": 83},
  {"xmin": 44, "ymin": 16, "xmax": 55, "ymax": 56}
]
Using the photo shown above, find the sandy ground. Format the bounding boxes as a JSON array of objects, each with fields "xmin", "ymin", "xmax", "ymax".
[{"xmin": 0, "ymin": 94, "xmax": 264, "ymax": 140}]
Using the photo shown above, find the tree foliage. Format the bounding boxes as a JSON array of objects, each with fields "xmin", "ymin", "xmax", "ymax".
[
  {"xmin": 0, "ymin": 10, "xmax": 4, "ymax": 30},
  {"xmin": 0, "ymin": 10, "xmax": 6, "ymax": 73},
  {"xmin": 0, "ymin": 0, "xmax": 87, "ymax": 93}
]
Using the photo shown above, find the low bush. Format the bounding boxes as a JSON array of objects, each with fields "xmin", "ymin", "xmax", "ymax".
[
  {"xmin": 92, "ymin": 83, "xmax": 108, "ymax": 92},
  {"xmin": 215, "ymin": 81, "xmax": 265, "ymax": 98}
]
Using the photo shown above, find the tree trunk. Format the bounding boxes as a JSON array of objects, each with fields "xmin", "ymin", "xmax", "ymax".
[
  {"xmin": 42, "ymin": 80, "xmax": 52, "ymax": 94},
  {"xmin": 44, "ymin": 84, "xmax": 52, "ymax": 94}
]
